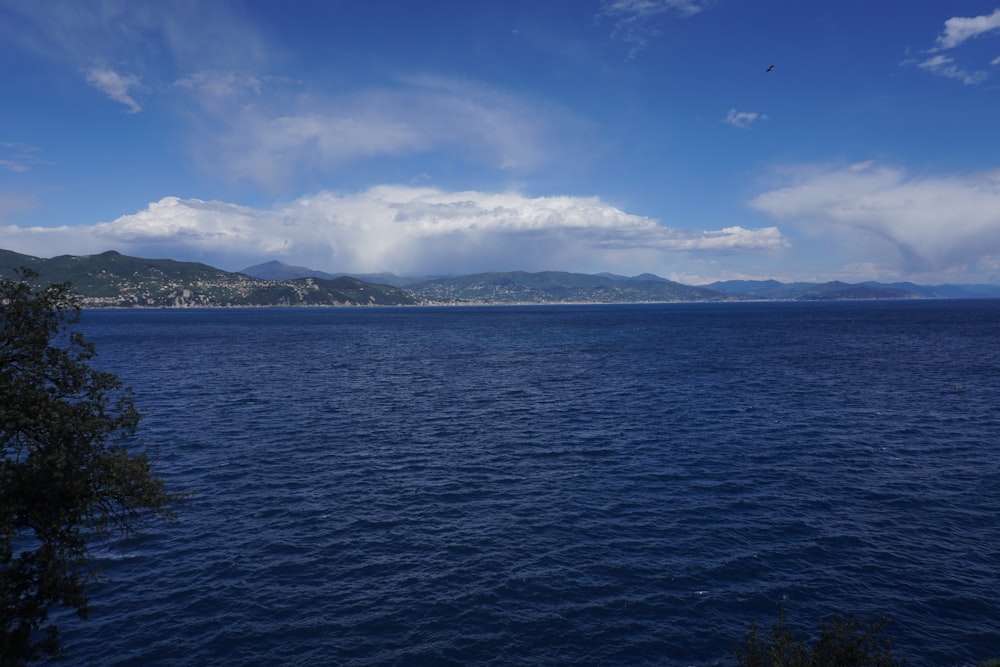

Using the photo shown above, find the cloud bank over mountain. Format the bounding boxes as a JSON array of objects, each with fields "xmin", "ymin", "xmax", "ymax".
[
  {"xmin": 751, "ymin": 162, "xmax": 1000, "ymax": 277},
  {"xmin": 1, "ymin": 187, "xmax": 784, "ymax": 277}
]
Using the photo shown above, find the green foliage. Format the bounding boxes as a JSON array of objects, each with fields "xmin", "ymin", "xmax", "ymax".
[
  {"xmin": 406, "ymin": 270, "xmax": 724, "ymax": 303},
  {"xmin": 734, "ymin": 608, "xmax": 906, "ymax": 667},
  {"xmin": 1, "ymin": 269, "xmax": 177, "ymax": 665},
  {"xmin": 0, "ymin": 249, "xmax": 417, "ymax": 307}
]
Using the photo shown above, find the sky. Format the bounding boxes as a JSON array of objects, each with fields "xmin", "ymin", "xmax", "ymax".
[{"xmin": 2, "ymin": 1, "xmax": 1000, "ymax": 285}]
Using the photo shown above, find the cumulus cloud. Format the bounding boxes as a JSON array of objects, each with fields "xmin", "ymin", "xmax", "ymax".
[
  {"xmin": 933, "ymin": 8, "xmax": 1000, "ymax": 51},
  {"xmin": 0, "ymin": 186, "xmax": 785, "ymax": 275},
  {"xmin": 915, "ymin": 8, "xmax": 1000, "ymax": 84},
  {"xmin": 724, "ymin": 109, "xmax": 768, "ymax": 129},
  {"xmin": 85, "ymin": 66, "xmax": 143, "ymax": 112},
  {"xmin": 750, "ymin": 161, "xmax": 1000, "ymax": 274},
  {"xmin": 600, "ymin": 0, "xmax": 710, "ymax": 56}
]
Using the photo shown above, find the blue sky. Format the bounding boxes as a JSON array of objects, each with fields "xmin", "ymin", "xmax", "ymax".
[{"xmin": 2, "ymin": 1, "xmax": 1000, "ymax": 284}]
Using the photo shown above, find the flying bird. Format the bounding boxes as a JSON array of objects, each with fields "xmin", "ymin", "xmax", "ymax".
[{"xmin": 766, "ymin": 65, "xmax": 775, "ymax": 72}]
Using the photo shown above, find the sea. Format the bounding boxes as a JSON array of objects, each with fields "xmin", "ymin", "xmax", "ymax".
[{"xmin": 58, "ymin": 300, "xmax": 999, "ymax": 666}]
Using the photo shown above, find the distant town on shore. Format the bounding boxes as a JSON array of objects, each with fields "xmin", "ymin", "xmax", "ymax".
[{"xmin": 4, "ymin": 248, "xmax": 1000, "ymax": 308}]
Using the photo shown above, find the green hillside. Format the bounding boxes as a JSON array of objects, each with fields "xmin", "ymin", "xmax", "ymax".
[
  {"xmin": 0, "ymin": 250, "xmax": 417, "ymax": 307},
  {"xmin": 6, "ymin": 249, "xmax": 997, "ymax": 307},
  {"xmin": 406, "ymin": 270, "xmax": 730, "ymax": 303}
]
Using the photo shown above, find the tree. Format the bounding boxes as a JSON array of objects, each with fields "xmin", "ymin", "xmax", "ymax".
[
  {"xmin": 734, "ymin": 607, "xmax": 906, "ymax": 667},
  {"xmin": 1, "ymin": 269, "xmax": 177, "ymax": 665}
]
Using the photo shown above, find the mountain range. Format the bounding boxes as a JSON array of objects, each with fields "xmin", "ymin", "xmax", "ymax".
[
  {"xmin": 3, "ymin": 250, "xmax": 1000, "ymax": 307},
  {"xmin": 239, "ymin": 260, "xmax": 1000, "ymax": 302},
  {"xmin": 0, "ymin": 250, "xmax": 416, "ymax": 307}
]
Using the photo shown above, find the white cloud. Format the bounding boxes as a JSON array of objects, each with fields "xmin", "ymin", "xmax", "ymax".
[
  {"xmin": 917, "ymin": 54, "xmax": 988, "ymax": 85},
  {"xmin": 0, "ymin": 187, "xmax": 786, "ymax": 275},
  {"xmin": 175, "ymin": 70, "xmax": 264, "ymax": 100},
  {"xmin": 0, "ymin": 1, "xmax": 273, "ymax": 124},
  {"xmin": 178, "ymin": 74, "xmax": 574, "ymax": 189},
  {"xmin": 0, "ymin": 162, "xmax": 28, "ymax": 174},
  {"xmin": 6, "ymin": 5, "xmax": 575, "ymax": 188},
  {"xmin": 750, "ymin": 162, "xmax": 1000, "ymax": 274},
  {"xmin": 1, "ymin": 2, "xmax": 270, "ymax": 79},
  {"xmin": 724, "ymin": 109, "xmax": 768, "ymax": 129},
  {"xmin": 916, "ymin": 8, "xmax": 1000, "ymax": 84},
  {"xmin": 603, "ymin": 0, "xmax": 707, "ymax": 19},
  {"xmin": 85, "ymin": 66, "xmax": 143, "ymax": 113},
  {"xmin": 933, "ymin": 8, "xmax": 1000, "ymax": 51},
  {"xmin": 600, "ymin": 0, "xmax": 710, "ymax": 56},
  {"xmin": 0, "ymin": 142, "xmax": 50, "ymax": 173}
]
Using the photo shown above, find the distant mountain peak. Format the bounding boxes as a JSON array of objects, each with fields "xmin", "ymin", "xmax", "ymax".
[{"xmin": 240, "ymin": 260, "xmax": 340, "ymax": 281}]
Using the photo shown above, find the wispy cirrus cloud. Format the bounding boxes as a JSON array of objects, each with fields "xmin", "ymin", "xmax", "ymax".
[
  {"xmin": 177, "ymin": 72, "xmax": 580, "ymax": 190},
  {"xmin": 0, "ymin": 186, "xmax": 786, "ymax": 275},
  {"xmin": 914, "ymin": 8, "xmax": 1000, "ymax": 84},
  {"xmin": 175, "ymin": 70, "xmax": 264, "ymax": 100},
  {"xmin": 1, "ymin": 3, "xmax": 582, "ymax": 190},
  {"xmin": 916, "ymin": 55, "xmax": 988, "ymax": 85},
  {"xmin": 724, "ymin": 109, "xmax": 768, "ymax": 129},
  {"xmin": 0, "ymin": 1, "xmax": 270, "ymax": 103},
  {"xmin": 0, "ymin": 143, "xmax": 50, "ymax": 172},
  {"xmin": 603, "ymin": 0, "xmax": 708, "ymax": 20},
  {"xmin": 751, "ymin": 161, "xmax": 1000, "ymax": 275},
  {"xmin": 85, "ymin": 65, "xmax": 143, "ymax": 112},
  {"xmin": 600, "ymin": 0, "xmax": 711, "ymax": 56}
]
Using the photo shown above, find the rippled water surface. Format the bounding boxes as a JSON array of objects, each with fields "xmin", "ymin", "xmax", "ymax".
[{"xmin": 64, "ymin": 301, "xmax": 1000, "ymax": 666}]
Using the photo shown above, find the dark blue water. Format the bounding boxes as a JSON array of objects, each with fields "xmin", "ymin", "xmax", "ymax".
[{"xmin": 63, "ymin": 301, "xmax": 1000, "ymax": 666}]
